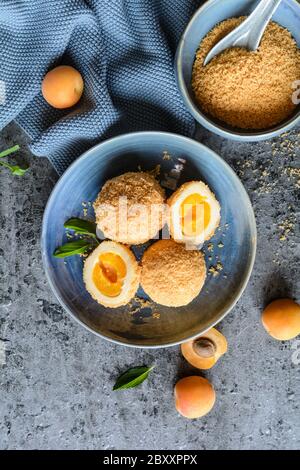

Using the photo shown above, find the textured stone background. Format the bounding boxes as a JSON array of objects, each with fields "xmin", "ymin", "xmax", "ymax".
[{"xmin": 0, "ymin": 121, "xmax": 299, "ymax": 450}]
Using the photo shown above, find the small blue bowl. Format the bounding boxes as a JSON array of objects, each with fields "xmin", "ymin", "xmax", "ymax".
[
  {"xmin": 176, "ymin": 0, "xmax": 300, "ymax": 141},
  {"xmin": 41, "ymin": 132, "xmax": 256, "ymax": 348}
]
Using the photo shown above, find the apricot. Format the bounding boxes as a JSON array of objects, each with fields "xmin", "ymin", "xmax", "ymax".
[
  {"xmin": 174, "ymin": 376, "xmax": 215, "ymax": 419},
  {"xmin": 181, "ymin": 327, "xmax": 227, "ymax": 369},
  {"xmin": 42, "ymin": 65, "xmax": 84, "ymax": 109},
  {"xmin": 262, "ymin": 298, "xmax": 300, "ymax": 341}
]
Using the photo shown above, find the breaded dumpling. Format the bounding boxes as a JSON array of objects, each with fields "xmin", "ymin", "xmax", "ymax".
[
  {"xmin": 141, "ymin": 239, "xmax": 206, "ymax": 307},
  {"xmin": 94, "ymin": 172, "xmax": 166, "ymax": 245}
]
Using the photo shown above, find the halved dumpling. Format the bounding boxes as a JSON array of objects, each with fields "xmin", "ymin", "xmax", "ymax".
[
  {"xmin": 83, "ymin": 241, "xmax": 140, "ymax": 308},
  {"xmin": 168, "ymin": 181, "xmax": 220, "ymax": 245}
]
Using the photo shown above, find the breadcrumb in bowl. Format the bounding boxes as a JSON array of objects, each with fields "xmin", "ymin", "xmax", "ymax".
[
  {"xmin": 192, "ymin": 18, "xmax": 300, "ymax": 130},
  {"xmin": 141, "ymin": 240, "xmax": 207, "ymax": 307},
  {"xmin": 176, "ymin": 0, "xmax": 300, "ymax": 141}
]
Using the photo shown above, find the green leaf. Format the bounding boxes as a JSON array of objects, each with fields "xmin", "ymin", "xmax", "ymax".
[
  {"xmin": 113, "ymin": 366, "xmax": 155, "ymax": 391},
  {"xmin": 64, "ymin": 217, "xmax": 97, "ymax": 237},
  {"xmin": 0, "ymin": 144, "xmax": 20, "ymax": 159},
  {"xmin": 53, "ymin": 239, "xmax": 93, "ymax": 258},
  {"xmin": 0, "ymin": 160, "xmax": 28, "ymax": 176},
  {"xmin": 9, "ymin": 165, "xmax": 28, "ymax": 176}
]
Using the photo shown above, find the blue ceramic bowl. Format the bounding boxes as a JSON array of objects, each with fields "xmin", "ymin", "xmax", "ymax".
[
  {"xmin": 176, "ymin": 0, "xmax": 300, "ymax": 141},
  {"xmin": 42, "ymin": 132, "xmax": 256, "ymax": 348}
]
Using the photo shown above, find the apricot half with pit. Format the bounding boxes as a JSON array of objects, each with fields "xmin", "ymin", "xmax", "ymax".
[
  {"xmin": 181, "ymin": 327, "xmax": 227, "ymax": 369},
  {"xmin": 262, "ymin": 298, "xmax": 300, "ymax": 341},
  {"xmin": 174, "ymin": 376, "xmax": 216, "ymax": 419}
]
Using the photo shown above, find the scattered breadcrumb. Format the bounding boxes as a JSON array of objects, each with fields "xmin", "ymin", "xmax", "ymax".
[
  {"xmin": 126, "ymin": 295, "xmax": 161, "ymax": 320},
  {"xmin": 208, "ymin": 261, "xmax": 224, "ymax": 277},
  {"xmin": 163, "ymin": 151, "xmax": 171, "ymax": 161},
  {"xmin": 278, "ymin": 216, "xmax": 295, "ymax": 241},
  {"xmin": 161, "ymin": 156, "xmax": 186, "ymax": 190},
  {"xmin": 148, "ymin": 164, "xmax": 161, "ymax": 178},
  {"xmin": 272, "ymin": 130, "xmax": 299, "ymax": 159},
  {"xmin": 208, "ymin": 266, "xmax": 219, "ymax": 277},
  {"xmin": 81, "ymin": 201, "xmax": 91, "ymax": 217},
  {"xmin": 283, "ymin": 166, "xmax": 300, "ymax": 188},
  {"xmin": 216, "ymin": 262, "xmax": 223, "ymax": 272},
  {"xmin": 272, "ymin": 252, "xmax": 281, "ymax": 265},
  {"xmin": 126, "ymin": 296, "xmax": 151, "ymax": 315}
]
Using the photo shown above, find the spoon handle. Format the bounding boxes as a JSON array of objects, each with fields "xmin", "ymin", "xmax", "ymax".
[
  {"xmin": 246, "ymin": 0, "xmax": 282, "ymax": 50},
  {"xmin": 204, "ymin": 0, "xmax": 282, "ymax": 65}
]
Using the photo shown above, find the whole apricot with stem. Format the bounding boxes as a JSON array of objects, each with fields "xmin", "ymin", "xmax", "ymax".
[
  {"xmin": 174, "ymin": 376, "xmax": 216, "ymax": 419},
  {"xmin": 262, "ymin": 298, "xmax": 300, "ymax": 340},
  {"xmin": 42, "ymin": 65, "xmax": 84, "ymax": 109}
]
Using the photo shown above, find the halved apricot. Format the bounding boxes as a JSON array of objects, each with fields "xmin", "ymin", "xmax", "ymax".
[
  {"xmin": 175, "ymin": 376, "xmax": 215, "ymax": 419},
  {"xmin": 181, "ymin": 327, "xmax": 227, "ymax": 370},
  {"xmin": 262, "ymin": 298, "xmax": 300, "ymax": 341}
]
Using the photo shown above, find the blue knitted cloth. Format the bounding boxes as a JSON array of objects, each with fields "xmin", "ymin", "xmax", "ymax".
[{"xmin": 0, "ymin": 0, "xmax": 200, "ymax": 174}]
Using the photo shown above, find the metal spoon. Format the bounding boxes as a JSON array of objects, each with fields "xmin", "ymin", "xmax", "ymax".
[{"xmin": 203, "ymin": 0, "xmax": 282, "ymax": 66}]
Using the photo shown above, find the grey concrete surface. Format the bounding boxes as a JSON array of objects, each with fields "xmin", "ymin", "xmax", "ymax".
[{"xmin": 0, "ymin": 121, "xmax": 299, "ymax": 450}]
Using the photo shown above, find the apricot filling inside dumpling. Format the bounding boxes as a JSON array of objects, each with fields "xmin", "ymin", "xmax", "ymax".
[
  {"xmin": 180, "ymin": 193, "xmax": 211, "ymax": 237},
  {"xmin": 83, "ymin": 241, "xmax": 140, "ymax": 308},
  {"xmin": 93, "ymin": 252, "xmax": 127, "ymax": 297},
  {"xmin": 168, "ymin": 181, "xmax": 220, "ymax": 245}
]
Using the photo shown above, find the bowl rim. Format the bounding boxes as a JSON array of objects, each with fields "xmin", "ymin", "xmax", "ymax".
[
  {"xmin": 41, "ymin": 131, "xmax": 257, "ymax": 348},
  {"xmin": 175, "ymin": 0, "xmax": 300, "ymax": 141}
]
